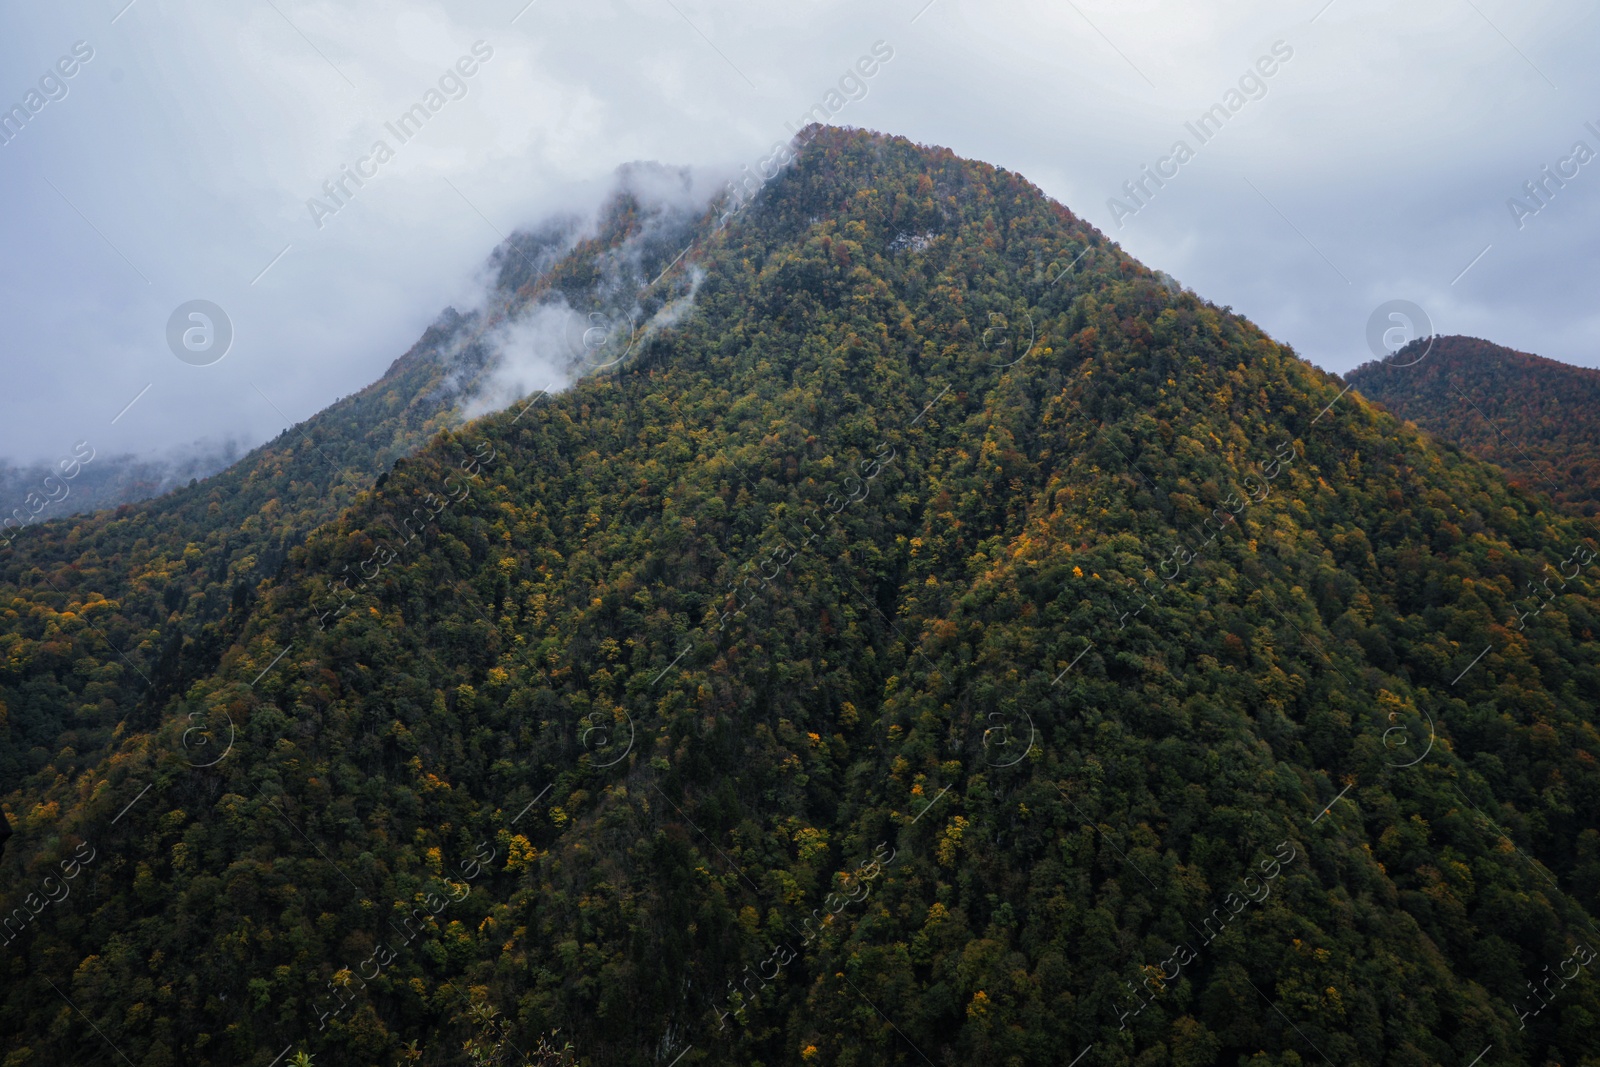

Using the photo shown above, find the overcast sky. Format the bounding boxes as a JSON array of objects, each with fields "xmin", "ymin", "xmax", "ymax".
[{"xmin": 1, "ymin": 0, "xmax": 1596, "ymax": 465}]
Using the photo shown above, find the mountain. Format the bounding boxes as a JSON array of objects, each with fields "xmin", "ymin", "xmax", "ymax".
[
  {"xmin": 0, "ymin": 174, "xmax": 697, "ymax": 797},
  {"xmin": 3, "ymin": 128, "xmax": 1599, "ymax": 1067},
  {"xmin": 0, "ymin": 444, "xmax": 243, "ymax": 523},
  {"xmin": 1347, "ymin": 336, "xmax": 1600, "ymax": 517},
  {"xmin": 0, "ymin": 306, "xmax": 464, "ymax": 794}
]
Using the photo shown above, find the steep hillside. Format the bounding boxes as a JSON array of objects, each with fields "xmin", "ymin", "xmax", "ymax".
[
  {"xmin": 0, "ymin": 310, "xmax": 467, "ymax": 794},
  {"xmin": 0, "ymin": 169, "xmax": 698, "ymax": 796},
  {"xmin": 3, "ymin": 129, "xmax": 1599, "ymax": 1067},
  {"xmin": 1348, "ymin": 336, "xmax": 1600, "ymax": 516}
]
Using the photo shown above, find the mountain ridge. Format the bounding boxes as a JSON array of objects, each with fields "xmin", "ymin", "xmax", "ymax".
[
  {"xmin": 1347, "ymin": 334, "xmax": 1600, "ymax": 518},
  {"xmin": 2, "ymin": 127, "xmax": 1598, "ymax": 1067}
]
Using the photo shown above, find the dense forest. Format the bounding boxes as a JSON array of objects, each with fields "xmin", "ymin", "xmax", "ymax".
[
  {"xmin": 2, "ymin": 128, "xmax": 1598, "ymax": 1067},
  {"xmin": 1348, "ymin": 336, "xmax": 1600, "ymax": 517}
]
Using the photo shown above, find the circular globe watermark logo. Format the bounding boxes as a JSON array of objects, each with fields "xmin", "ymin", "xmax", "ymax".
[
  {"xmin": 1365, "ymin": 300, "xmax": 1432, "ymax": 366},
  {"xmin": 166, "ymin": 300, "xmax": 233, "ymax": 366}
]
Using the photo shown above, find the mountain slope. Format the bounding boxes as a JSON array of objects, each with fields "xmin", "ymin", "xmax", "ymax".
[
  {"xmin": 0, "ymin": 173, "xmax": 696, "ymax": 795},
  {"xmin": 1348, "ymin": 335, "xmax": 1600, "ymax": 516},
  {"xmin": 3, "ymin": 129, "xmax": 1599, "ymax": 1067},
  {"xmin": 0, "ymin": 309, "xmax": 469, "ymax": 793}
]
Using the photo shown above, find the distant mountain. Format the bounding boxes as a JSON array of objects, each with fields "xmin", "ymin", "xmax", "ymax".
[
  {"xmin": 3, "ymin": 129, "xmax": 1599, "ymax": 1067},
  {"xmin": 1348, "ymin": 335, "xmax": 1600, "ymax": 517},
  {"xmin": 0, "ymin": 443, "xmax": 243, "ymax": 521}
]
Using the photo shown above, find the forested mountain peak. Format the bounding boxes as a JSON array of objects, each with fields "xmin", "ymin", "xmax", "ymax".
[
  {"xmin": 1348, "ymin": 335, "xmax": 1600, "ymax": 517},
  {"xmin": 3, "ymin": 127, "xmax": 1598, "ymax": 1067}
]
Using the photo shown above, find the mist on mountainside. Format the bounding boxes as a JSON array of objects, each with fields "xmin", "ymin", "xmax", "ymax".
[
  {"xmin": 0, "ymin": 162, "xmax": 726, "ymax": 526},
  {"xmin": 442, "ymin": 161, "xmax": 725, "ymax": 420},
  {"xmin": 0, "ymin": 439, "xmax": 244, "ymax": 524}
]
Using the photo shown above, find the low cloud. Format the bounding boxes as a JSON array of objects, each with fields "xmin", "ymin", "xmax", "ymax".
[
  {"xmin": 455, "ymin": 263, "xmax": 708, "ymax": 421},
  {"xmin": 449, "ymin": 162, "xmax": 722, "ymax": 421},
  {"xmin": 457, "ymin": 299, "xmax": 581, "ymax": 419}
]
